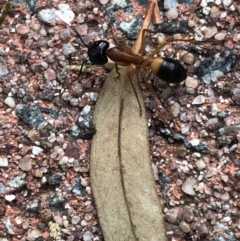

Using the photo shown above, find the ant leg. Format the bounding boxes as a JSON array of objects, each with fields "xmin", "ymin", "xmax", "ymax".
[
  {"xmin": 61, "ymin": 61, "xmax": 85, "ymax": 98},
  {"xmin": 143, "ymin": 29, "xmax": 220, "ymax": 57},
  {"xmin": 144, "ymin": 80, "xmax": 171, "ymax": 113},
  {"xmin": 141, "ymin": 28, "xmax": 197, "ymax": 57},
  {"xmin": 114, "ymin": 62, "xmax": 132, "ymax": 79},
  {"xmin": 115, "ymin": 63, "xmax": 121, "ymax": 78}
]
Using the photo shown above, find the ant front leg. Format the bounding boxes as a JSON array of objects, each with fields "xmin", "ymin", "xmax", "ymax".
[{"xmin": 114, "ymin": 63, "xmax": 121, "ymax": 78}]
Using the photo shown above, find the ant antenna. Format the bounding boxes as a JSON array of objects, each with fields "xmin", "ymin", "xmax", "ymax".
[
  {"xmin": 61, "ymin": 60, "xmax": 85, "ymax": 97},
  {"xmin": 72, "ymin": 28, "xmax": 89, "ymax": 48},
  {"xmin": 60, "ymin": 28, "xmax": 91, "ymax": 98}
]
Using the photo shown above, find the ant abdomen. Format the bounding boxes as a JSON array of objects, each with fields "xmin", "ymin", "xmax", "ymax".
[
  {"xmin": 88, "ymin": 40, "xmax": 109, "ymax": 65},
  {"xmin": 150, "ymin": 57, "xmax": 187, "ymax": 83}
]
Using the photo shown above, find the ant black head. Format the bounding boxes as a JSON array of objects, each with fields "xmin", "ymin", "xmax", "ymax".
[
  {"xmin": 73, "ymin": 28, "xmax": 110, "ymax": 65},
  {"xmin": 88, "ymin": 41, "xmax": 110, "ymax": 65},
  {"xmin": 160, "ymin": 58, "xmax": 187, "ymax": 83}
]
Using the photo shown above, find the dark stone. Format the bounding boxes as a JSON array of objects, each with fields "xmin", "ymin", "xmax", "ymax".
[
  {"xmin": 118, "ymin": 16, "xmax": 143, "ymax": 40},
  {"xmin": 16, "ymin": 104, "xmax": 61, "ymax": 126},
  {"xmin": 47, "ymin": 192, "xmax": 68, "ymax": 209},
  {"xmin": 158, "ymin": 170, "xmax": 171, "ymax": 206},
  {"xmin": 72, "ymin": 179, "xmax": 86, "ymax": 196},
  {"xmin": 48, "ymin": 174, "xmax": 63, "ymax": 186},
  {"xmin": 38, "ymin": 90, "xmax": 55, "ymax": 101},
  {"xmin": 197, "ymin": 50, "xmax": 237, "ymax": 81},
  {"xmin": 26, "ymin": 201, "xmax": 41, "ymax": 213},
  {"xmin": 77, "ymin": 106, "xmax": 96, "ymax": 140},
  {"xmin": 184, "ymin": 140, "xmax": 210, "ymax": 153},
  {"xmin": 154, "ymin": 21, "xmax": 190, "ymax": 34}
]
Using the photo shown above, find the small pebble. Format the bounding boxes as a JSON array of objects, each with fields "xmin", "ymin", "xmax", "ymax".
[
  {"xmin": 6, "ymin": 217, "xmax": 14, "ymax": 234},
  {"xmin": 221, "ymin": 216, "xmax": 231, "ymax": 223},
  {"xmin": 152, "ymin": 163, "xmax": 159, "ymax": 181},
  {"xmin": 99, "ymin": 0, "xmax": 109, "ymax": 4},
  {"xmin": 165, "ymin": 8, "xmax": 178, "ymax": 20},
  {"xmin": 221, "ymin": 175, "xmax": 228, "ymax": 182},
  {"xmin": 192, "ymin": 95, "xmax": 205, "ymax": 105},
  {"xmin": 81, "ymin": 219, "xmax": 88, "ymax": 226},
  {"xmin": 27, "ymin": 229, "xmax": 41, "ymax": 241},
  {"xmin": 4, "ymin": 97, "xmax": 15, "ymax": 108},
  {"xmin": 179, "ymin": 221, "xmax": 191, "ymax": 233},
  {"xmin": 200, "ymin": 0, "xmax": 207, "ymax": 7},
  {"xmin": 203, "ymin": 26, "xmax": 218, "ymax": 38},
  {"xmin": 71, "ymin": 215, "xmax": 80, "ymax": 224},
  {"xmin": 59, "ymin": 156, "xmax": 68, "ymax": 165},
  {"xmin": 235, "ymin": 232, "xmax": 240, "ymax": 238},
  {"xmin": 170, "ymin": 102, "xmax": 180, "ymax": 117},
  {"xmin": 79, "ymin": 166, "xmax": 90, "ymax": 173},
  {"xmin": 0, "ymin": 157, "xmax": 8, "ymax": 167},
  {"xmin": 182, "ymin": 206, "xmax": 194, "ymax": 222},
  {"xmin": 53, "ymin": 215, "xmax": 63, "ymax": 225},
  {"xmin": 27, "ymin": 129, "xmax": 41, "ymax": 141},
  {"xmin": 182, "ymin": 177, "xmax": 197, "ymax": 196},
  {"xmin": 195, "ymin": 159, "xmax": 206, "ymax": 171},
  {"xmin": 31, "ymin": 23, "xmax": 41, "ymax": 31},
  {"xmin": 223, "ymin": 0, "xmax": 232, "ymax": 7},
  {"xmin": 221, "ymin": 193, "xmax": 230, "ymax": 202},
  {"xmin": 81, "ymin": 177, "xmax": 90, "ymax": 187},
  {"xmin": 202, "ymin": 7, "xmax": 211, "ymax": 15},
  {"xmin": 63, "ymin": 220, "xmax": 69, "ymax": 228},
  {"xmin": 44, "ymin": 68, "xmax": 56, "ymax": 81},
  {"xmin": 197, "ymin": 223, "xmax": 209, "ymax": 236},
  {"xmin": 62, "ymin": 43, "xmax": 77, "ymax": 56},
  {"xmin": 215, "ymin": 31, "xmax": 227, "ymax": 40},
  {"xmin": 183, "ymin": 53, "xmax": 195, "ymax": 65},
  {"xmin": 188, "ymin": 19, "xmax": 196, "ymax": 27},
  {"xmin": 70, "ymin": 98, "xmax": 79, "ymax": 107},
  {"xmin": 19, "ymin": 157, "xmax": 32, "ymax": 171},
  {"xmin": 85, "ymin": 213, "xmax": 93, "ymax": 221},
  {"xmin": 40, "ymin": 61, "xmax": 48, "ymax": 69},
  {"xmin": 16, "ymin": 24, "xmax": 30, "ymax": 35},
  {"xmin": 0, "ymin": 62, "xmax": 9, "ymax": 76},
  {"xmin": 233, "ymin": 32, "xmax": 240, "ymax": 42},
  {"xmin": 32, "ymin": 146, "xmax": 43, "ymax": 155},
  {"xmin": 181, "ymin": 123, "xmax": 191, "ymax": 134},
  {"xmin": 165, "ymin": 208, "xmax": 178, "ymax": 223},
  {"xmin": 211, "ymin": 6, "xmax": 220, "ymax": 14},
  {"xmin": 93, "ymin": 7, "xmax": 98, "ymax": 14},
  {"xmin": 34, "ymin": 169, "xmax": 43, "ymax": 177},
  {"xmin": 83, "ymin": 231, "xmax": 94, "ymax": 241},
  {"xmin": 5, "ymin": 194, "xmax": 16, "ymax": 202},
  {"xmin": 185, "ymin": 77, "xmax": 198, "ymax": 89}
]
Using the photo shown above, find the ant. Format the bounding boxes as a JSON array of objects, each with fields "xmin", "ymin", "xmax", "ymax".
[
  {"xmin": 73, "ymin": 28, "xmax": 190, "ymax": 114},
  {"xmin": 75, "ymin": 29, "xmax": 187, "ymax": 83}
]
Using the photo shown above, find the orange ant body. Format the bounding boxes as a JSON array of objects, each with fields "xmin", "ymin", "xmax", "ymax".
[{"xmin": 78, "ymin": 29, "xmax": 187, "ymax": 84}]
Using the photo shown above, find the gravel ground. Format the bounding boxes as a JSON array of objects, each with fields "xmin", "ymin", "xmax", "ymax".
[{"xmin": 0, "ymin": 0, "xmax": 240, "ymax": 240}]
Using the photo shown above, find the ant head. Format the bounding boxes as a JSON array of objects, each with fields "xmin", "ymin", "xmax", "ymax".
[
  {"xmin": 88, "ymin": 40, "xmax": 110, "ymax": 65},
  {"xmin": 73, "ymin": 28, "xmax": 110, "ymax": 65}
]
